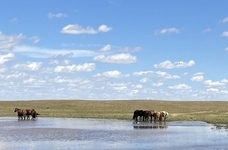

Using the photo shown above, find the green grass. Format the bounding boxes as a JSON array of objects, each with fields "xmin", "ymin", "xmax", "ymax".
[{"xmin": 1, "ymin": 100, "xmax": 228, "ymax": 124}]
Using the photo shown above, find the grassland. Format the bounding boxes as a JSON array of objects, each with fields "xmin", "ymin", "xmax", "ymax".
[{"xmin": 1, "ymin": 100, "xmax": 228, "ymax": 124}]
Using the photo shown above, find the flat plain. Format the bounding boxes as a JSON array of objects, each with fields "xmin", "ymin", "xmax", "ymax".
[{"xmin": 1, "ymin": 100, "xmax": 228, "ymax": 124}]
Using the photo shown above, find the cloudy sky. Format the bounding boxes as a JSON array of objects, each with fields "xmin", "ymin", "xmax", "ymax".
[{"xmin": 1, "ymin": 0, "xmax": 228, "ymax": 101}]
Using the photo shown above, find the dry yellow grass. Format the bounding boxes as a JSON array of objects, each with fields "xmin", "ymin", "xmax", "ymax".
[{"xmin": 1, "ymin": 100, "xmax": 228, "ymax": 124}]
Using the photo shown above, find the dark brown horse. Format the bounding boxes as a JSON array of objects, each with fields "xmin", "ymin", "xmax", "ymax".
[
  {"xmin": 25, "ymin": 109, "xmax": 32, "ymax": 120},
  {"xmin": 14, "ymin": 108, "xmax": 26, "ymax": 120},
  {"xmin": 133, "ymin": 110, "xmax": 150, "ymax": 122},
  {"xmin": 30, "ymin": 109, "xmax": 40, "ymax": 120}
]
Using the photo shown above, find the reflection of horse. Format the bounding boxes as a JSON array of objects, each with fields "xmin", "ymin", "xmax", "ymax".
[
  {"xmin": 14, "ymin": 108, "xmax": 26, "ymax": 120},
  {"xmin": 133, "ymin": 121, "xmax": 168, "ymax": 129}
]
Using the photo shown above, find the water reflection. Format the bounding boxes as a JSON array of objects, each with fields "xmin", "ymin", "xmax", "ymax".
[
  {"xmin": 1, "ymin": 117, "xmax": 228, "ymax": 150},
  {"xmin": 133, "ymin": 121, "xmax": 168, "ymax": 129},
  {"xmin": 213, "ymin": 124, "xmax": 228, "ymax": 131}
]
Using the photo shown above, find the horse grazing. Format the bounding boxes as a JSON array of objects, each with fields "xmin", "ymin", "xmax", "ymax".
[
  {"xmin": 14, "ymin": 108, "xmax": 26, "ymax": 120},
  {"xmin": 148, "ymin": 110, "xmax": 157, "ymax": 122},
  {"xmin": 142, "ymin": 110, "xmax": 150, "ymax": 121},
  {"xmin": 160, "ymin": 111, "xmax": 169, "ymax": 121},
  {"xmin": 153, "ymin": 111, "xmax": 162, "ymax": 122},
  {"xmin": 133, "ymin": 110, "xmax": 150, "ymax": 122},
  {"xmin": 133, "ymin": 110, "xmax": 143, "ymax": 121}
]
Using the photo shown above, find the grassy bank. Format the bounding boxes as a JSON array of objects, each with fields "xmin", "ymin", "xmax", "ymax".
[{"xmin": 1, "ymin": 100, "xmax": 228, "ymax": 124}]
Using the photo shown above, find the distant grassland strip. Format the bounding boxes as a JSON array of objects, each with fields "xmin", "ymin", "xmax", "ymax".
[{"xmin": 1, "ymin": 100, "xmax": 228, "ymax": 124}]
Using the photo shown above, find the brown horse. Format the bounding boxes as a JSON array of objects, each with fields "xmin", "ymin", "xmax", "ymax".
[
  {"xmin": 31, "ymin": 109, "xmax": 40, "ymax": 120},
  {"xmin": 14, "ymin": 108, "xmax": 26, "ymax": 120},
  {"xmin": 133, "ymin": 110, "xmax": 149, "ymax": 122},
  {"xmin": 25, "ymin": 109, "xmax": 31, "ymax": 120},
  {"xmin": 154, "ymin": 111, "xmax": 162, "ymax": 122},
  {"xmin": 148, "ymin": 110, "xmax": 157, "ymax": 122}
]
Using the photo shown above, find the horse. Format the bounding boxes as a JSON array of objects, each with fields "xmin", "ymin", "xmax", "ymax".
[
  {"xmin": 14, "ymin": 108, "xmax": 26, "ymax": 120},
  {"xmin": 142, "ymin": 110, "xmax": 150, "ymax": 121},
  {"xmin": 133, "ymin": 110, "xmax": 150, "ymax": 122},
  {"xmin": 30, "ymin": 109, "xmax": 40, "ymax": 120},
  {"xmin": 133, "ymin": 110, "xmax": 144, "ymax": 121},
  {"xmin": 154, "ymin": 111, "xmax": 162, "ymax": 122},
  {"xmin": 160, "ymin": 111, "xmax": 169, "ymax": 121},
  {"xmin": 147, "ymin": 110, "xmax": 157, "ymax": 122}
]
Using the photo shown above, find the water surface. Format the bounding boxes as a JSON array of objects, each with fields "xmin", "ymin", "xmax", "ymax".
[{"xmin": 0, "ymin": 117, "xmax": 227, "ymax": 150}]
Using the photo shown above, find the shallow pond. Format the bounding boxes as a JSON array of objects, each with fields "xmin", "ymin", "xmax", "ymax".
[{"xmin": 0, "ymin": 117, "xmax": 228, "ymax": 150}]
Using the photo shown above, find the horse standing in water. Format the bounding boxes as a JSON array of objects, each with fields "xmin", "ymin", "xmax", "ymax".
[
  {"xmin": 14, "ymin": 108, "xmax": 26, "ymax": 120},
  {"xmin": 30, "ymin": 109, "xmax": 40, "ymax": 120},
  {"xmin": 160, "ymin": 111, "xmax": 169, "ymax": 121}
]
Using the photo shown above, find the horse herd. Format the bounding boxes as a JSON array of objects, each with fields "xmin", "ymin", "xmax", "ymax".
[
  {"xmin": 14, "ymin": 107, "xmax": 169, "ymax": 122},
  {"xmin": 14, "ymin": 108, "xmax": 40, "ymax": 120},
  {"xmin": 133, "ymin": 110, "xmax": 169, "ymax": 122}
]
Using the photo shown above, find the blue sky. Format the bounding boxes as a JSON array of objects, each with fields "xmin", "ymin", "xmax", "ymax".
[{"xmin": 0, "ymin": 0, "xmax": 228, "ymax": 100}]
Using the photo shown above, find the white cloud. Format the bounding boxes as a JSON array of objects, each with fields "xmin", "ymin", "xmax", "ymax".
[
  {"xmin": 203, "ymin": 28, "xmax": 211, "ymax": 33},
  {"xmin": 54, "ymin": 63, "xmax": 95, "ymax": 73},
  {"xmin": 61, "ymin": 24, "xmax": 111, "ymax": 34},
  {"xmin": 10, "ymin": 17, "xmax": 18, "ymax": 23},
  {"xmin": 156, "ymin": 71, "xmax": 180, "ymax": 79},
  {"xmin": 221, "ymin": 31, "xmax": 228, "ymax": 37},
  {"xmin": 94, "ymin": 53, "xmax": 137, "ymax": 64},
  {"xmin": 108, "ymin": 82, "xmax": 128, "ymax": 91},
  {"xmin": 30, "ymin": 36, "xmax": 40, "ymax": 43},
  {"xmin": 48, "ymin": 13, "xmax": 67, "ymax": 18},
  {"xmin": 0, "ymin": 67, "xmax": 7, "ymax": 73},
  {"xmin": 191, "ymin": 72, "xmax": 204, "ymax": 82},
  {"xmin": 221, "ymin": 17, "xmax": 228, "ymax": 23},
  {"xmin": 133, "ymin": 70, "xmax": 179, "ymax": 79},
  {"xmin": 98, "ymin": 25, "xmax": 112, "ymax": 32},
  {"xmin": 133, "ymin": 71, "xmax": 154, "ymax": 76},
  {"xmin": 23, "ymin": 77, "xmax": 46, "ymax": 84},
  {"xmin": 152, "ymin": 82, "xmax": 163, "ymax": 87},
  {"xmin": 221, "ymin": 79, "xmax": 228, "ymax": 83},
  {"xmin": 14, "ymin": 45, "xmax": 96, "ymax": 58},
  {"xmin": 13, "ymin": 62, "xmax": 42, "ymax": 71},
  {"xmin": 139, "ymin": 77, "xmax": 150, "ymax": 83},
  {"xmin": 0, "ymin": 53, "xmax": 14, "ymax": 65},
  {"xmin": 94, "ymin": 70, "xmax": 124, "ymax": 78},
  {"xmin": 204, "ymin": 80, "xmax": 226, "ymax": 87},
  {"xmin": 7, "ymin": 72, "xmax": 27, "ymax": 79},
  {"xmin": 191, "ymin": 76, "xmax": 204, "ymax": 82},
  {"xmin": 225, "ymin": 47, "xmax": 228, "ymax": 51},
  {"xmin": 132, "ymin": 84, "xmax": 143, "ymax": 89},
  {"xmin": 0, "ymin": 32, "xmax": 23, "ymax": 50},
  {"xmin": 120, "ymin": 46, "xmax": 142, "ymax": 53},
  {"xmin": 154, "ymin": 60, "xmax": 195, "ymax": 69},
  {"xmin": 168, "ymin": 84, "xmax": 191, "ymax": 90},
  {"xmin": 99, "ymin": 44, "xmax": 111, "ymax": 53},
  {"xmin": 206, "ymin": 88, "xmax": 219, "ymax": 92},
  {"xmin": 155, "ymin": 28, "xmax": 180, "ymax": 35},
  {"xmin": 220, "ymin": 90, "xmax": 228, "ymax": 94}
]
